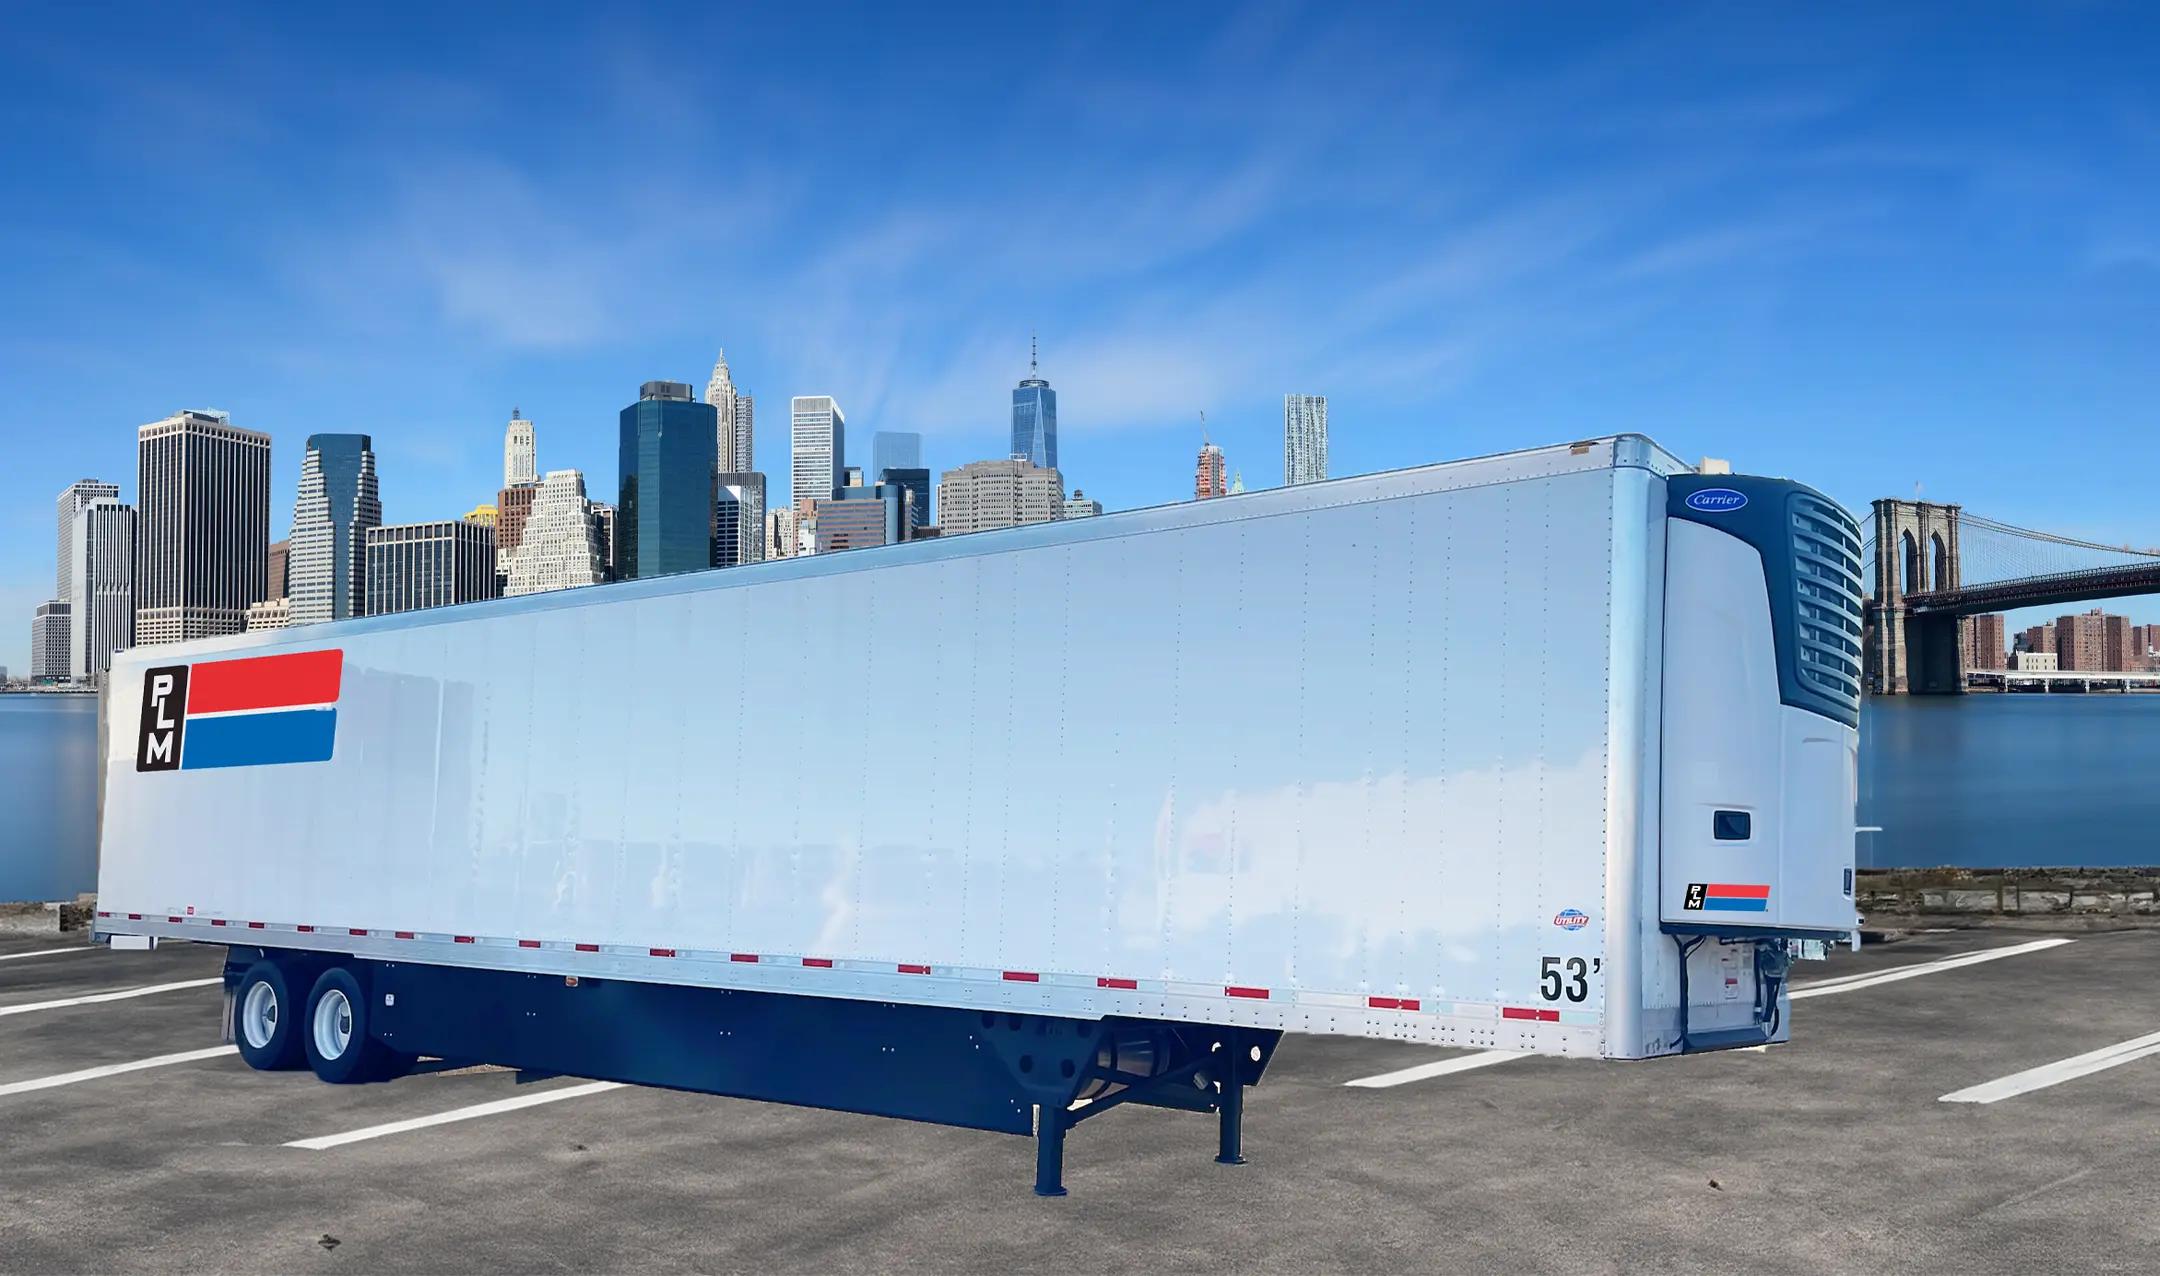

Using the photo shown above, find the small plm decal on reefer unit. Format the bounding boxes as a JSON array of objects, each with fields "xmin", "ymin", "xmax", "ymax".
[{"xmin": 1683, "ymin": 883, "xmax": 1770, "ymax": 913}]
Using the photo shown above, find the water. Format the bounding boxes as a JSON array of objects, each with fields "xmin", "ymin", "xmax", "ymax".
[
  {"xmin": 0, "ymin": 694, "xmax": 100, "ymax": 902},
  {"xmin": 0, "ymin": 688, "xmax": 2150, "ymax": 900},
  {"xmin": 1860, "ymin": 694, "xmax": 2160, "ymax": 869}
]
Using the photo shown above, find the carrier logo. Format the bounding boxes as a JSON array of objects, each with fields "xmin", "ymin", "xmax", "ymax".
[
  {"xmin": 1684, "ymin": 882, "xmax": 1770, "ymax": 912},
  {"xmin": 135, "ymin": 649, "xmax": 344, "ymax": 772},
  {"xmin": 1685, "ymin": 488, "xmax": 1748, "ymax": 513},
  {"xmin": 1553, "ymin": 909, "xmax": 1590, "ymax": 931},
  {"xmin": 1676, "ymin": 485, "xmax": 1745, "ymax": 511}
]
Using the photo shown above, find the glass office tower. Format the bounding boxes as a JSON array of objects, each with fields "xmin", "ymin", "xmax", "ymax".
[{"xmin": 618, "ymin": 381, "xmax": 719, "ymax": 580}]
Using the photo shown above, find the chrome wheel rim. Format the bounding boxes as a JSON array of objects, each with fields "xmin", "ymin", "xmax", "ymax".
[
  {"xmin": 312, "ymin": 988, "xmax": 353, "ymax": 1061},
  {"xmin": 240, "ymin": 981, "xmax": 279, "ymax": 1050}
]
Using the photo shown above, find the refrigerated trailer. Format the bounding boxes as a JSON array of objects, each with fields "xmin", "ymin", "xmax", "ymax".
[{"xmin": 94, "ymin": 435, "xmax": 1864, "ymax": 1194}]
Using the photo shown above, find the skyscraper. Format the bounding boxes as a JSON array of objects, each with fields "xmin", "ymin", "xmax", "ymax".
[
  {"xmin": 1011, "ymin": 336, "xmax": 1057, "ymax": 470},
  {"xmin": 135, "ymin": 409, "xmax": 271, "ymax": 646},
  {"xmin": 765, "ymin": 505, "xmax": 799, "ymax": 561},
  {"xmin": 878, "ymin": 467, "xmax": 931, "ymax": 530},
  {"xmin": 870, "ymin": 431, "xmax": 922, "ymax": 480},
  {"xmin": 67, "ymin": 497, "xmax": 136, "ymax": 681},
  {"xmin": 1064, "ymin": 490, "xmax": 1102, "ymax": 518},
  {"xmin": 266, "ymin": 539, "xmax": 290, "ymax": 600},
  {"xmin": 504, "ymin": 409, "xmax": 536, "ymax": 488},
  {"xmin": 1284, "ymin": 394, "xmax": 1329, "ymax": 485},
  {"xmin": 707, "ymin": 350, "xmax": 755, "ymax": 473},
  {"xmin": 495, "ymin": 484, "xmax": 537, "ymax": 578},
  {"xmin": 589, "ymin": 501, "xmax": 618, "ymax": 582},
  {"xmin": 55, "ymin": 479, "xmax": 119, "ymax": 600},
  {"xmin": 30, "ymin": 601, "xmax": 70, "ymax": 681},
  {"xmin": 937, "ymin": 459, "xmax": 1064, "ymax": 534},
  {"xmin": 1195, "ymin": 430, "xmax": 1227, "ymax": 500},
  {"xmin": 288, "ymin": 433, "xmax": 381, "ymax": 625},
  {"xmin": 503, "ymin": 470, "xmax": 606, "ymax": 596},
  {"xmin": 366, "ymin": 520, "xmax": 499, "ymax": 616},
  {"xmin": 619, "ymin": 380, "xmax": 719, "ymax": 580},
  {"xmin": 790, "ymin": 396, "xmax": 847, "ymax": 510},
  {"xmin": 715, "ymin": 473, "xmax": 766, "ymax": 568},
  {"xmin": 814, "ymin": 480, "xmax": 914, "ymax": 554},
  {"xmin": 495, "ymin": 411, "xmax": 537, "ymax": 583}
]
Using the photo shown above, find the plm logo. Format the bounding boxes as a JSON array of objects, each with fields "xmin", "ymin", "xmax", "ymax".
[
  {"xmin": 137, "ymin": 649, "xmax": 343, "ymax": 772},
  {"xmin": 1553, "ymin": 908, "xmax": 1590, "ymax": 931},
  {"xmin": 1684, "ymin": 487, "xmax": 1748, "ymax": 513},
  {"xmin": 137, "ymin": 665, "xmax": 190, "ymax": 771}
]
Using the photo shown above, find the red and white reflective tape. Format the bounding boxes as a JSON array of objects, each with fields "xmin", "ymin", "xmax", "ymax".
[{"xmin": 92, "ymin": 915, "xmax": 1591, "ymax": 1028}]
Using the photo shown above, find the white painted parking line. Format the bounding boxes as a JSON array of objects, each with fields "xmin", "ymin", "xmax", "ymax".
[
  {"xmin": 1344, "ymin": 1050, "xmax": 1527, "ymax": 1088},
  {"xmin": 1789, "ymin": 938, "xmax": 2072, "ymax": 1001},
  {"xmin": 0, "ymin": 977, "xmax": 222, "ymax": 1018},
  {"xmin": 284, "ymin": 1080, "xmax": 626, "ymax": 1150},
  {"xmin": 0, "ymin": 1046, "xmax": 237, "ymax": 1098},
  {"xmin": 1344, "ymin": 939, "xmax": 2076, "ymax": 1088},
  {"xmin": 0, "ymin": 946, "xmax": 96, "ymax": 963},
  {"xmin": 1940, "ymin": 1030, "xmax": 2160, "ymax": 1105}
]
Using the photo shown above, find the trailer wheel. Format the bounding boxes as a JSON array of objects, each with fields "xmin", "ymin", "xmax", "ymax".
[
  {"xmin": 233, "ymin": 960, "xmax": 304, "ymax": 1071},
  {"xmin": 303, "ymin": 966, "xmax": 395, "ymax": 1084}
]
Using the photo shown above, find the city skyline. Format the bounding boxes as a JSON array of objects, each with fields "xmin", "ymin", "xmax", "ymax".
[{"xmin": 4, "ymin": 7, "xmax": 2157, "ymax": 670}]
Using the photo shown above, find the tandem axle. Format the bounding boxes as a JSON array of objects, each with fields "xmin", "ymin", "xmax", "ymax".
[{"xmin": 219, "ymin": 945, "xmax": 1279, "ymax": 1196}]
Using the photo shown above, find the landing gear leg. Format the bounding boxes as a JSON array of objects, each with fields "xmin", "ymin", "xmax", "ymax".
[
  {"xmin": 1216, "ymin": 1028, "xmax": 1246, "ymax": 1166},
  {"xmin": 1034, "ymin": 1103, "xmax": 1070, "ymax": 1198}
]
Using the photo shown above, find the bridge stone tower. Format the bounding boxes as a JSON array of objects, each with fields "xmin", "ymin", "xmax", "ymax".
[{"xmin": 1865, "ymin": 499, "xmax": 1963, "ymax": 695}]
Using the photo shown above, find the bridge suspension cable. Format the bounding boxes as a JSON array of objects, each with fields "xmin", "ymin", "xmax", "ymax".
[
  {"xmin": 1861, "ymin": 510, "xmax": 2159, "ymax": 597},
  {"xmin": 1957, "ymin": 513, "xmax": 2160, "ymax": 559}
]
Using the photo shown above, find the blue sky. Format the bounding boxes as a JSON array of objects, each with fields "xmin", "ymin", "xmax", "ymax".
[{"xmin": 3, "ymin": 3, "xmax": 2156, "ymax": 669}]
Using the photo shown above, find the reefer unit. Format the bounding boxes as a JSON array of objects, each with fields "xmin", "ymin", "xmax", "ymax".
[{"xmin": 95, "ymin": 435, "xmax": 1863, "ymax": 1193}]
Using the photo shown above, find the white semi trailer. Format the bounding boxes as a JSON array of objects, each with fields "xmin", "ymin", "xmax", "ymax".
[{"xmin": 94, "ymin": 435, "xmax": 1863, "ymax": 1194}]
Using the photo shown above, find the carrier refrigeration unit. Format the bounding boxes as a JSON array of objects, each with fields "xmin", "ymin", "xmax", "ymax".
[{"xmin": 94, "ymin": 435, "xmax": 1863, "ymax": 1195}]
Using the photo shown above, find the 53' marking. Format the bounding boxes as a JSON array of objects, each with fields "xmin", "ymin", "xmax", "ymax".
[{"xmin": 1539, "ymin": 955, "xmax": 1601, "ymax": 1003}]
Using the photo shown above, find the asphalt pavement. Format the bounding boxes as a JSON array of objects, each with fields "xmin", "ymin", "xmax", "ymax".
[{"xmin": 1, "ymin": 926, "xmax": 2155, "ymax": 1274}]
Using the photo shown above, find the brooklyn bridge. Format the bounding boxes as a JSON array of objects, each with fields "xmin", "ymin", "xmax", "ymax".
[{"xmin": 1864, "ymin": 499, "xmax": 2160, "ymax": 694}]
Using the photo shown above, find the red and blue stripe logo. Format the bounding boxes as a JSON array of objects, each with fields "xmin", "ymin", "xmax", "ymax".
[
  {"xmin": 1701, "ymin": 882, "xmax": 1770, "ymax": 912},
  {"xmin": 137, "ymin": 649, "xmax": 342, "ymax": 772}
]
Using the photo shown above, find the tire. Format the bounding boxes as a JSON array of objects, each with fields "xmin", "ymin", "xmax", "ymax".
[
  {"xmin": 234, "ymin": 960, "xmax": 305, "ymax": 1071},
  {"xmin": 302, "ymin": 966, "xmax": 396, "ymax": 1084}
]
